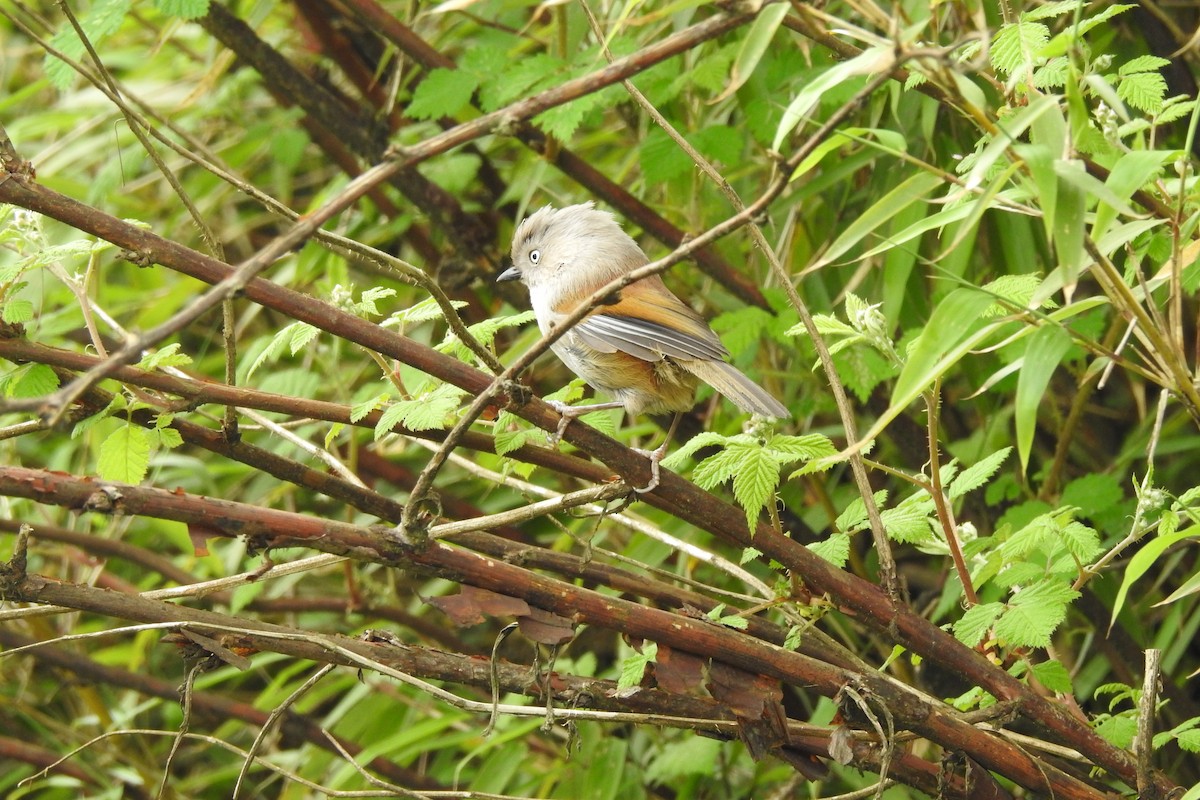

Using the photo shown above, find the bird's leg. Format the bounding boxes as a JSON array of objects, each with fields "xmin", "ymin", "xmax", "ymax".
[
  {"xmin": 545, "ymin": 399, "xmax": 624, "ymax": 446},
  {"xmin": 630, "ymin": 412, "xmax": 683, "ymax": 494}
]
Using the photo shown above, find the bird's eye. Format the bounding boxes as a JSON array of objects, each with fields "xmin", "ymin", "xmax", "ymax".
[{"xmin": 529, "ymin": 249, "xmax": 541, "ymax": 265}]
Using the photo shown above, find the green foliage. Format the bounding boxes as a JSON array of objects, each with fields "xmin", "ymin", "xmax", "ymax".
[
  {"xmin": 616, "ymin": 641, "xmax": 657, "ymax": 691},
  {"xmin": 666, "ymin": 431, "xmax": 836, "ymax": 531},
  {"xmin": 6, "ymin": 0, "xmax": 1200, "ymax": 794}
]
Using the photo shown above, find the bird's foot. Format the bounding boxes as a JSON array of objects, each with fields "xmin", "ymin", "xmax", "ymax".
[{"xmin": 629, "ymin": 444, "xmax": 668, "ymax": 494}]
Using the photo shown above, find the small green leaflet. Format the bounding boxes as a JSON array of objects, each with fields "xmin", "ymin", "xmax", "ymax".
[
  {"xmin": 616, "ymin": 642, "xmax": 657, "ymax": 691},
  {"xmin": 98, "ymin": 424, "xmax": 151, "ymax": 483}
]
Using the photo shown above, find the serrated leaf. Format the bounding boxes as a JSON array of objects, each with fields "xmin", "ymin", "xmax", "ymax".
[
  {"xmin": 4, "ymin": 363, "xmax": 59, "ymax": 398},
  {"xmin": 953, "ymin": 602, "xmax": 1004, "ymax": 647},
  {"xmin": 247, "ymin": 321, "xmax": 304, "ymax": 378},
  {"xmin": 155, "ymin": 0, "xmax": 209, "ymax": 17},
  {"xmin": 1030, "ymin": 659, "xmax": 1073, "ymax": 693},
  {"xmin": 764, "ymin": 433, "xmax": 837, "ymax": 463},
  {"xmin": 398, "ymin": 384, "xmax": 465, "ymax": 432},
  {"xmin": 155, "ymin": 426, "xmax": 184, "ymax": 450},
  {"xmin": 711, "ymin": 306, "xmax": 775, "ymax": 358},
  {"xmin": 808, "ymin": 534, "xmax": 850, "ymax": 568},
  {"xmin": 1177, "ymin": 729, "xmax": 1200, "ymax": 753},
  {"xmin": 616, "ymin": 642, "xmax": 657, "ymax": 691},
  {"xmin": 374, "ymin": 402, "xmax": 410, "ymax": 440},
  {"xmin": 535, "ymin": 95, "xmax": 597, "ymax": 142},
  {"xmin": 1094, "ymin": 714, "xmax": 1138, "ymax": 749},
  {"xmin": 950, "ymin": 448, "xmax": 1012, "ymax": 499},
  {"xmin": 994, "ymin": 580, "xmax": 1078, "ymax": 648},
  {"xmin": 1119, "ymin": 55, "xmax": 1171, "ymax": 75},
  {"xmin": 690, "ymin": 444, "xmax": 744, "ymax": 490},
  {"xmin": 662, "ymin": 431, "xmax": 732, "ymax": 470},
  {"xmin": 138, "ymin": 343, "xmax": 193, "ymax": 371},
  {"xmin": 350, "ymin": 393, "xmax": 388, "ymax": 423},
  {"xmin": 880, "ymin": 501, "xmax": 936, "ymax": 544},
  {"xmin": 97, "ymin": 425, "xmax": 151, "ymax": 483},
  {"xmin": 1022, "ymin": 0, "xmax": 1079, "ymax": 20},
  {"xmin": 981, "ymin": 274, "xmax": 1046, "ymax": 315},
  {"xmin": 1118, "ymin": 70, "xmax": 1167, "ymax": 114},
  {"xmin": 1056, "ymin": 520, "xmax": 1102, "ymax": 562},
  {"xmin": 493, "ymin": 410, "xmax": 529, "ymax": 456},
  {"xmin": 388, "ymin": 297, "xmax": 467, "ymax": 326},
  {"xmin": 730, "ymin": 445, "xmax": 780, "ymax": 531},
  {"xmin": 834, "ymin": 490, "xmax": 887, "ymax": 534},
  {"xmin": 45, "ymin": 0, "xmax": 132, "ymax": 89},
  {"xmin": 408, "ymin": 68, "xmax": 479, "ymax": 121},
  {"xmin": 2, "ymin": 299, "xmax": 33, "ymax": 323},
  {"xmin": 990, "ymin": 20, "xmax": 1049, "ymax": 76}
]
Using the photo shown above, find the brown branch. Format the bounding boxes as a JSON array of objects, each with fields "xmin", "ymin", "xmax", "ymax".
[
  {"xmin": 0, "ymin": 466, "xmax": 1139, "ymax": 799},
  {"xmin": 0, "ymin": 174, "xmax": 1170, "ymax": 794}
]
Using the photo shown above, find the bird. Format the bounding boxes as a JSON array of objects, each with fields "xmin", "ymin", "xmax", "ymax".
[{"xmin": 497, "ymin": 202, "xmax": 787, "ymax": 490}]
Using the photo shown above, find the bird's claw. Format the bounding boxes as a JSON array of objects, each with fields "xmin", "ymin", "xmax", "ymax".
[
  {"xmin": 629, "ymin": 446, "xmax": 663, "ymax": 494},
  {"xmin": 545, "ymin": 400, "xmax": 574, "ymax": 447}
]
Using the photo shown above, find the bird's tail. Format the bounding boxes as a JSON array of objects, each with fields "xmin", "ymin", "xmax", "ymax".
[{"xmin": 684, "ymin": 360, "xmax": 788, "ymax": 419}]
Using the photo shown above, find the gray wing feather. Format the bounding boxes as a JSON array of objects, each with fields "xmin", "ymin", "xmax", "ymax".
[{"xmin": 573, "ymin": 314, "xmax": 729, "ymax": 362}]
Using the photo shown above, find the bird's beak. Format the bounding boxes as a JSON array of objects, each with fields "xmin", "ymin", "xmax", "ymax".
[{"xmin": 496, "ymin": 265, "xmax": 522, "ymax": 283}]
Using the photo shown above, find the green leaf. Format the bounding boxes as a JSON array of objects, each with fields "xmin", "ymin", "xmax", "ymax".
[
  {"xmin": 730, "ymin": 444, "xmax": 780, "ymax": 532},
  {"xmin": 639, "ymin": 127, "xmax": 690, "ymax": 184},
  {"xmin": 1061, "ymin": 473, "xmax": 1123, "ymax": 517},
  {"xmin": 1119, "ymin": 55, "xmax": 1171, "ymax": 75},
  {"xmin": 646, "ymin": 737, "xmax": 722, "ymax": 784},
  {"xmin": 1112, "ymin": 526, "xmax": 1200, "ymax": 623},
  {"xmin": 689, "ymin": 442, "xmax": 743, "ymax": 489},
  {"xmin": 994, "ymin": 580, "xmax": 1078, "ymax": 648},
  {"xmin": 949, "ymin": 447, "xmax": 1012, "ymax": 499},
  {"xmin": 408, "ymin": 68, "xmax": 480, "ymax": 121},
  {"xmin": 809, "ymin": 171, "xmax": 943, "ymax": 270},
  {"xmin": 880, "ymin": 500, "xmax": 936, "ymax": 545},
  {"xmin": 388, "ymin": 297, "xmax": 467, "ymax": 326},
  {"xmin": 248, "ymin": 321, "xmax": 305, "ymax": 378},
  {"xmin": 1015, "ymin": 325, "xmax": 1073, "ymax": 473},
  {"xmin": 990, "ymin": 20, "xmax": 1049, "ymax": 76},
  {"xmin": 1022, "ymin": 0, "xmax": 1079, "ymax": 21},
  {"xmin": 1118, "ymin": 70, "xmax": 1167, "ymax": 114},
  {"xmin": 138, "ymin": 343, "xmax": 193, "ymax": 371},
  {"xmin": 834, "ymin": 490, "xmax": 887, "ymax": 534},
  {"xmin": 2, "ymin": 298, "xmax": 33, "ymax": 323},
  {"xmin": 350, "ymin": 393, "xmax": 388, "ymax": 423},
  {"xmin": 711, "ymin": 1, "xmax": 789, "ymax": 102},
  {"xmin": 97, "ymin": 424, "xmax": 151, "ymax": 483},
  {"xmin": 616, "ymin": 642, "xmax": 656, "ymax": 691},
  {"xmin": 892, "ymin": 288, "xmax": 996, "ymax": 403},
  {"xmin": 493, "ymin": 410, "xmax": 530, "ymax": 457},
  {"xmin": 790, "ymin": 126, "xmax": 908, "ymax": 181},
  {"xmin": 765, "ymin": 433, "xmax": 837, "ymax": 463},
  {"xmin": 45, "ymin": 0, "xmax": 132, "ymax": 90},
  {"xmin": 711, "ymin": 306, "xmax": 775, "ymax": 358},
  {"xmin": 4, "ymin": 363, "xmax": 59, "ymax": 398},
  {"xmin": 154, "ymin": 0, "xmax": 209, "ymax": 18},
  {"xmin": 1094, "ymin": 713, "xmax": 1138, "ymax": 749},
  {"xmin": 1051, "ymin": 159, "xmax": 1089, "ymax": 289},
  {"xmin": 808, "ymin": 534, "xmax": 850, "ymax": 568},
  {"xmin": 1092, "ymin": 151, "xmax": 1170, "ymax": 242},
  {"xmin": 953, "ymin": 602, "xmax": 1004, "ymax": 647},
  {"xmin": 1030, "ymin": 659, "xmax": 1073, "ymax": 693},
  {"xmin": 773, "ymin": 45, "xmax": 894, "ymax": 151}
]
